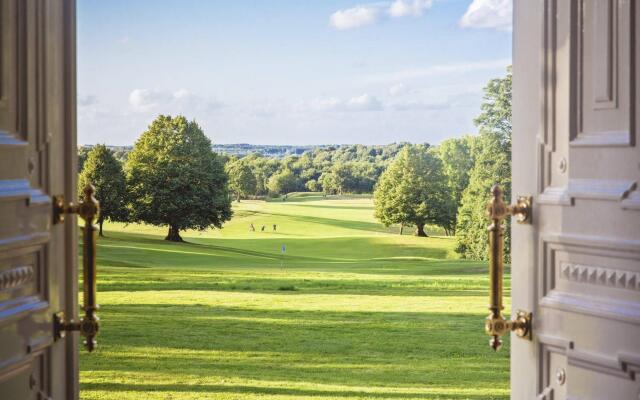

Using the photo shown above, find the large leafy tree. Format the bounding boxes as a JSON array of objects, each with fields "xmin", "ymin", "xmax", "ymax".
[
  {"xmin": 435, "ymin": 136, "xmax": 476, "ymax": 235},
  {"xmin": 318, "ymin": 163, "xmax": 352, "ymax": 195},
  {"xmin": 267, "ymin": 169, "xmax": 300, "ymax": 196},
  {"xmin": 318, "ymin": 162, "xmax": 377, "ymax": 195},
  {"xmin": 78, "ymin": 146, "xmax": 92, "ymax": 172},
  {"xmin": 125, "ymin": 115, "xmax": 232, "ymax": 242},
  {"xmin": 78, "ymin": 144, "xmax": 128, "ymax": 236},
  {"xmin": 226, "ymin": 159, "xmax": 257, "ymax": 202},
  {"xmin": 373, "ymin": 145, "xmax": 448, "ymax": 237},
  {"xmin": 474, "ymin": 66, "xmax": 512, "ymax": 146},
  {"xmin": 242, "ymin": 154, "xmax": 281, "ymax": 196},
  {"xmin": 456, "ymin": 68, "xmax": 512, "ymax": 261},
  {"xmin": 305, "ymin": 179, "xmax": 321, "ymax": 192}
]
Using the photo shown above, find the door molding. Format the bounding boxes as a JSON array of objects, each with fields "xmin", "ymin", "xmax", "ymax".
[{"xmin": 539, "ymin": 233, "xmax": 640, "ymax": 323}]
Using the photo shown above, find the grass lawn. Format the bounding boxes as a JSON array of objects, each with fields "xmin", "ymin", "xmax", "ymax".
[{"xmin": 80, "ymin": 194, "xmax": 510, "ymax": 399}]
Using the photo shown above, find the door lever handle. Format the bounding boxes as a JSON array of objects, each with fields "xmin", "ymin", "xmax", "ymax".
[
  {"xmin": 52, "ymin": 184, "xmax": 100, "ymax": 352},
  {"xmin": 485, "ymin": 185, "xmax": 532, "ymax": 351}
]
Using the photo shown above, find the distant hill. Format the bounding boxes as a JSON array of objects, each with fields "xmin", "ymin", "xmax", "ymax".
[
  {"xmin": 79, "ymin": 144, "xmax": 334, "ymax": 159},
  {"xmin": 211, "ymin": 144, "xmax": 328, "ymax": 158}
]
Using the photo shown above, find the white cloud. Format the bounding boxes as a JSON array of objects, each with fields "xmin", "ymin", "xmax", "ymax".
[
  {"xmin": 77, "ymin": 94, "xmax": 111, "ymax": 122},
  {"xmin": 129, "ymin": 89, "xmax": 165, "ymax": 111},
  {"xmin": 309, "ymin": 94, "xmax": 383, "ymax": 112},
  {"xmin": 330, "ymin": 0, "xmax": 433, "ymax": 30},
  {"xmin": 172, "ymin": 89, "xmax": 224, "ymax": 112},
  {"xmin": 347, "ymin": 94, "xmax": 383, "ymax": 111},
  {"xmin": 389, "ymin": 0, "xmax": 432, "ymax": 17},
  {"xmin": 460, "ymin": 0, "xmax": 512, "ymax": 31},
  {"xmin": 330, "ymin": 6, "xmax": 380, "ymax": 30},
  {"xmin": 307, "ymin": 91, "xmax": 470, "ymax": 113},
  {"xmin": 173, "ymin": 88, "xmax": 192, "ymax": 100},
  {"xmin": 128, "ymin": 88, "xmax": 223, "ymax": 113},
  {"xmin": 388, "ymin": 83, "xmax": 408, "ymax": 96}
]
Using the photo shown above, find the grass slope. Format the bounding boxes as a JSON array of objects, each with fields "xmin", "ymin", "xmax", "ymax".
[{"xmin": 80, "ymin": 197, "xmax": 509, "ymax": 400}]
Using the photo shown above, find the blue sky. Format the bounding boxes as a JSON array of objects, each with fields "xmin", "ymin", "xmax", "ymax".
[{"xmin": 77, "ymin": 0, "xmax": 511, "ymax": 146}]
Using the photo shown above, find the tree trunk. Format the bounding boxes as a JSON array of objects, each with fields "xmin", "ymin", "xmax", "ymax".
[
  {"xmin": 165, "ymin": 225, "xmax": 183, "ymax": 242},
  {"xmin": 98, "ymin": 218, "xmax": 104, "ymax": 237},
  {"xmin": 399, "ymin": 223, "xmax": 404, "ymax": 235},
  {"xmin": 237, "ymin": 192, "xmax": 241, "ymax": 202},
  {"xmin": 415, "ymin": 224, "xmax": 428, "ymax": 237}
]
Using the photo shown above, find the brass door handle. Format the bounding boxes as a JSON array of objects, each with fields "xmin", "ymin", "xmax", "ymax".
[
  {"xmin": 52, "ymin": 184, "xmax": 100, "ymax": 352},
  {"xmin": 485, "ymin": 185, "xmax": 532, "ymax": 351}
]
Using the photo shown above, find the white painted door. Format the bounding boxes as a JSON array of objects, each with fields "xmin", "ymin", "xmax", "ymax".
[
  {"xmin": 0, "ymin": 0, "xmax": 79, "ymax": 399},
  {"xmin": 512, "ymin": 0, "xmax": 639, "ymax": 398}
]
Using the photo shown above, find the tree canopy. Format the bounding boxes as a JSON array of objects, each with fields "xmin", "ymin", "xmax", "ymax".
[
  {"xmin": 125, "ymin": 115, "xmax": 232, "ymax": 241},
  {"xmin": 474, "ymin": 66, "xmax": 512, "ymax": 147},
  {"xmin": 226, "ymin": 159, "xmax": 257, "ymax": 201},
  {"xmin": 78, "ymin": 144, "xmax": 128, "ymax": 236},
  {"xmin": 456, "ymin": 68, "xmax": 512, "ymax": 261},
  {"xmin": 374, "ymin": 145, "xmax": 449, "ymax": 237},
  {"xmin": 267, "ymin": 169, "xmax": 300, "ymax": 196},
  {"xmin": 435, "ymin": 136, "xmax": 476, "ymax": 235},
  {"xmin": 82, "ymin": 142, "xmax": 410, "ymax": 199},
  {"xmin": 231, "ymin": 143, "xmax": 409, "ymax": 197}
]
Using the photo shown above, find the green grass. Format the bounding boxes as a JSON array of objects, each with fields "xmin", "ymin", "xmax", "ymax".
[{"xmin": 80, "ymin": 197, "xmax": 510, "ymax": 400}]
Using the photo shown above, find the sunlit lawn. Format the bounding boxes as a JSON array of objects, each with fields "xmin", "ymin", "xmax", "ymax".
[{"xmin": 80, "ymin": 194, "xmax": 510, "ymax": 399}]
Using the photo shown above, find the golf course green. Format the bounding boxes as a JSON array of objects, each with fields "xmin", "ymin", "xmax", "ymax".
[{"xmin": 79, "ymin": 194, "xmax": 510, "ymax": 400}]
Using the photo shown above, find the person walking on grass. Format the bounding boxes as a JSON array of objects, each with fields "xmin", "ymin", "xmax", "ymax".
[
  {"xmin": 273, "ymin": 224, "xmax": 277, "ymax": 232},
  {"xmin": 250, "ymin": 223, "xmax": 255, "ymax": 232},
  {"xmin": 261, "ymin": 225, "xmax": 265, "ymax": 232}
]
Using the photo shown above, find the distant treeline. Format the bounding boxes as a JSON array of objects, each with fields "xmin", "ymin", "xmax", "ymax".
[
  {"xmin": 79, "ymin": 142, "xmax": 415, "ymax": 196},
  {"xmin": 223, "ymin": 143, "xmax": 414, "ymax": 199},
  {"xmin": 79, "ymin": 143, "xmax": 362, "ymax": 164}
]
